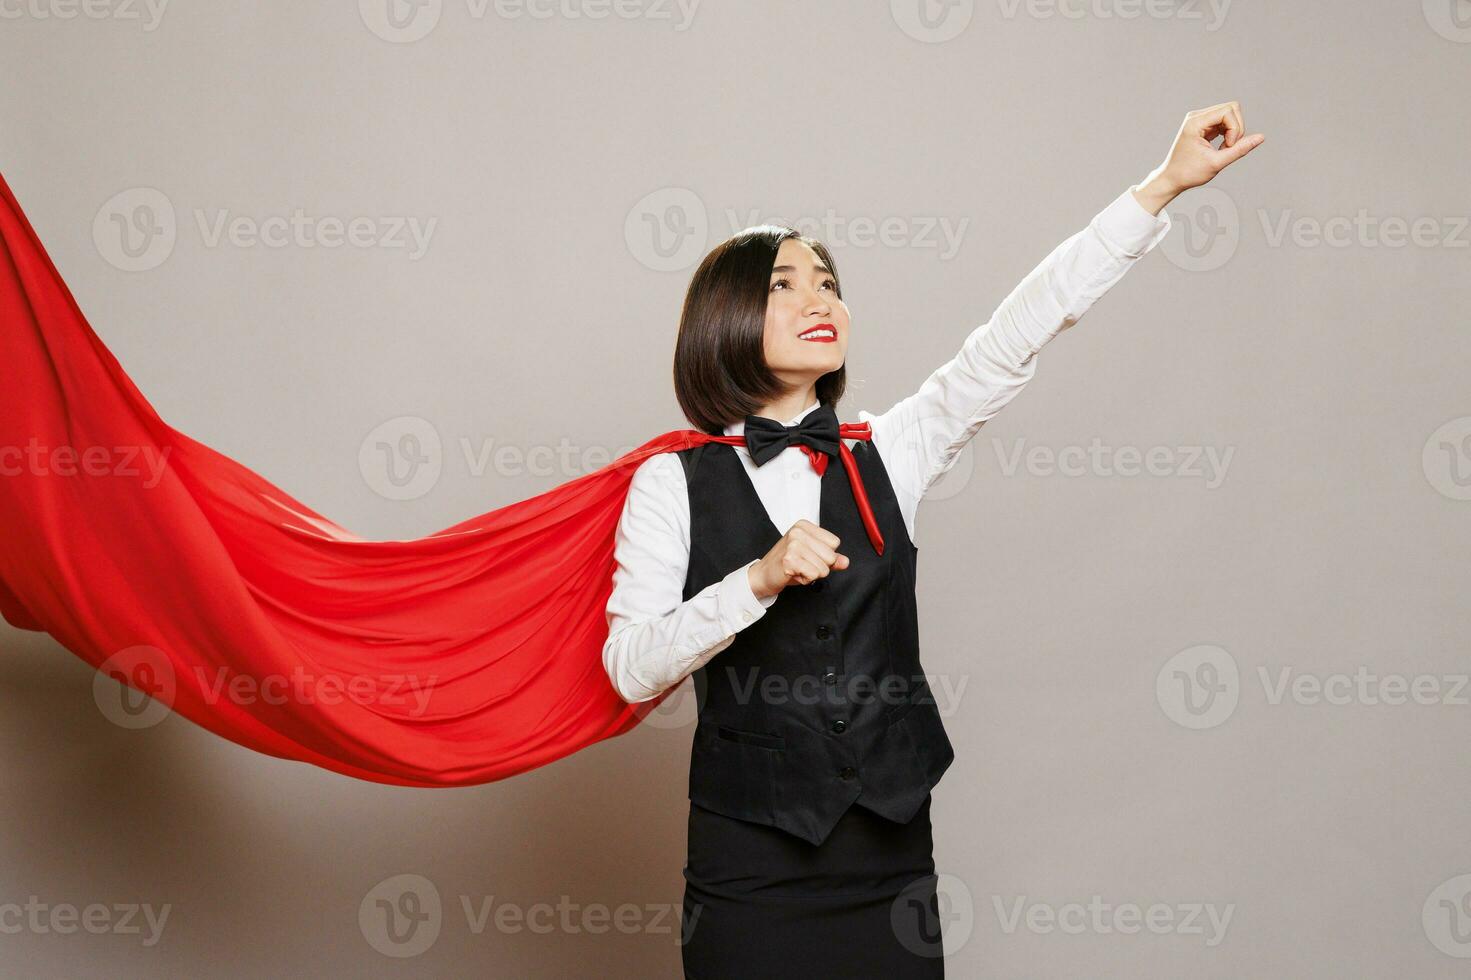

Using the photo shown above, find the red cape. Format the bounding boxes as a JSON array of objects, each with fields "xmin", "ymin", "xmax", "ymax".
[{"xmin": 0, "ymin": 171, "xmax": 879, "ymax": 787}]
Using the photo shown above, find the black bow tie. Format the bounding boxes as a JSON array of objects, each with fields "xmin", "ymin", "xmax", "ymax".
[{"xmin": 743, "ymin": 404, "xmax": 840, "ymax": 467}]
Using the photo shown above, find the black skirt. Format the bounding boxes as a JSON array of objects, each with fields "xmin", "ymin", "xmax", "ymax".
[{"xmin": 680, "ymin": 795, "xmax": 945, "ymax": 979}]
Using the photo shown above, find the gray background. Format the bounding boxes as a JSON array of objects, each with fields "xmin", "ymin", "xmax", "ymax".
[{"xmin": 2, "ymin": 0, "xmax": 1468, "ymax": 976}]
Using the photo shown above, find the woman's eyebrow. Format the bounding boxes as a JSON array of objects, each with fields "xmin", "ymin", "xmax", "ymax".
[{"xmin": 770, "ymin": 263, "xmax": 833, "ymax": 276}]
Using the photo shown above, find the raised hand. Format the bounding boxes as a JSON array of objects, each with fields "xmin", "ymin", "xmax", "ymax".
[{"xmin": 1132, "ymin": 100, "xmax": 1265, "ymax": 213}]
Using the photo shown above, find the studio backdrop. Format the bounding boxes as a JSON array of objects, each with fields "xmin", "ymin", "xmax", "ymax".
[{"xmin": 1, "ymin": 2, "xmax": 1466, "ymax": 977}]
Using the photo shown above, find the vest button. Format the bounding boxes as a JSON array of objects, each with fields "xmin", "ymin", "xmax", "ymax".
[
  {"xmin": 813, "ymin": 580, "xmax": 825, "ymax": 592},
  {"xmin": 822, "ymin": 671, "xmax": 837, "ymax": 685},
  {"xmin": 837, "ymin": 766, "xmax": 857, "ymax": 780},
  {"xmin": 831, "ymin": 719, "xmax": 847, "ymax": 734},
  {"xmin": 815, "ymin": 624, "xmax": 832, "ymax": 640}
]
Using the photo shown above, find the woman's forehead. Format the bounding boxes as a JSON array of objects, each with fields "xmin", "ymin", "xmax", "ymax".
[{"xmin": 772, "ymin": 238, "xmax": 824, "ymax": 268}]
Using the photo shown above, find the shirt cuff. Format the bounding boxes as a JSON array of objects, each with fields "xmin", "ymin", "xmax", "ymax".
[
  {"xmin": 717, "ymin": 559, "xmax": 777, "ymax": 634},
  {"xmin": 1091, "ymin": 185, "xmax": 1173, "ymax": 258}
]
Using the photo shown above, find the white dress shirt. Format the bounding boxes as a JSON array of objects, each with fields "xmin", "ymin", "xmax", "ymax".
[{"xmin": 603, "ymin": 186, "xmax": 1172, "ymax": 704}]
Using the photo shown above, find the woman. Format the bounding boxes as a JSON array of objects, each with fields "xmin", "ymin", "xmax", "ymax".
[{"xmin": 602, "ymin": 102, "xmax": 1264, "ymax": 978}]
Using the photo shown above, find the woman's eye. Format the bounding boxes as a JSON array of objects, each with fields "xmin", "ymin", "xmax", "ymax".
[{"xmin": 770, "ymin": 277, "xmax": 837, "ymax": 292}]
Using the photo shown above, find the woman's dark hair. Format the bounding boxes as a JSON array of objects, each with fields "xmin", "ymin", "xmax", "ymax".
[{"xmin": 674, "ymin": 224, "xmax": 847, "ymax": 435}]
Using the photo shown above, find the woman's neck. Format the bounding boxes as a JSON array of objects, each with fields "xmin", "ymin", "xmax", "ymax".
[{"xmin": 754, "ymin": 389, "xmax": 819, "ymax": 424}]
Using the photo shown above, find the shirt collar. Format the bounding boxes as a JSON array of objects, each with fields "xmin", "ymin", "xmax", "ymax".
[{"xmin": 722, "ymin": 398, "xmax": 823, "ymax": 439}]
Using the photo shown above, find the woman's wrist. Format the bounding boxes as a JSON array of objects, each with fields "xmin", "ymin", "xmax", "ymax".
[
  {"xmin": 748, "ymin": 559, "xmax": 776, "ymax": 600},
  {"xmin": 1129, "ymin": 172, "xmax": 1182, "ymax": 216}
]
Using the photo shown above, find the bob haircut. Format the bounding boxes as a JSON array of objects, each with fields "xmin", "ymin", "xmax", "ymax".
[{"xmin": 674, "ymin": 224, "xmax": 847, "ymax": 435}]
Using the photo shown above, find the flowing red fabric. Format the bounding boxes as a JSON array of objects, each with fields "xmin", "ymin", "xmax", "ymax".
[{"xmin": 0, "ymin": 170, "xmax": 881, "ymax": 788}]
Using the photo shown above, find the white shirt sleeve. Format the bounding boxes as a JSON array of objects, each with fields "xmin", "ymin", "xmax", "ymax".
[
  {"xmin": 601, "ymin": 452, "xmax": 779, "ymax": 704},
  {"xmin": 861, "ymin": 185, "xmax": 1173, "ymax": 543}
]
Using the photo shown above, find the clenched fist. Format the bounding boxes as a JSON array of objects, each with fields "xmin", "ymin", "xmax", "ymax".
[{"xmin": 748, "ymin": 519, "xmax": 849, "ymax": 599}]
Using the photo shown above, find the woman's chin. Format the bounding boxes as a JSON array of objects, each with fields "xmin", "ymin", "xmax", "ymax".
[
  {"xmin": 773, "ymin": 348, "xmax": 845, "ymax": 376},
  {"xmin": 798, "ymin": 349, "xmax": 845, "ymax": 371}
]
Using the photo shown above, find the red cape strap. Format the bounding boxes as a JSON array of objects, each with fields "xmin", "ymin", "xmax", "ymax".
[{"xmin": 703, "ymin": 425, "xmax": 886, "ymax": 558}]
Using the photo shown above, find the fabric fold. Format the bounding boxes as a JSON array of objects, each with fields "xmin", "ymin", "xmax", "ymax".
[{"xmin": 0, "ymin": 169, "xmax": 709, "ymax": 787}]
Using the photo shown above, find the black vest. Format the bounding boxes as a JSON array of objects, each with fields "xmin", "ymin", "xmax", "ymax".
[{"xmin": 677, "ymin": 438, "xmax": 954, "ymax": 846}]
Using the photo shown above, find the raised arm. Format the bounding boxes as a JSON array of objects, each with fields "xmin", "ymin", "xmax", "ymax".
[
  {"xmin": 863, "ymin": 102, "xmax": 1266, "ymax": 541},
  {"xmin": 601, "ymin": 453, "xmax": 777, "ymax": 703},
  {"xmin": 860, "ymin": 184, "xmax": 1170, "ymax": 539}
]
